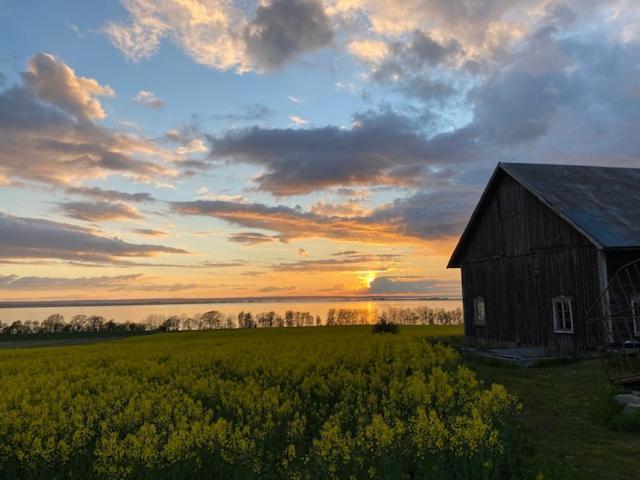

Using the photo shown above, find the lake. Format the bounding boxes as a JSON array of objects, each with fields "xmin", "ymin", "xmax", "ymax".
[{"xmin": 0, "ymin": 299, "xmax": 462, "ymax": 324}]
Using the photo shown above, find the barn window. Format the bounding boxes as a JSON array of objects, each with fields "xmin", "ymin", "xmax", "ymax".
[
  {"xmin": 552, "ymin": 296, "xmax": 574, "ymax": 334},
  {"xmin": 631, "ymin": 298, "xmax": 640, "ymax": 336},
  {"xmin": 473, "ymin": 297, "xmax": 486, "ymax": 326}
]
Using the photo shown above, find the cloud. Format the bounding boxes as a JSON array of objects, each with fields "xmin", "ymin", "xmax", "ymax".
[
  {"xmin": 22, "ymin": 52, "xmax": 115, "ymax": 121},
  {"xmin": 228, "ymin": 231, "xmax": 278, "ymax": 245},
  {"xmin": 0, "ymin": 273, "xmax": 207, "ymax": 293},
  {"xmin": 170, "ymin": 196, "xmax": 467, "ymax": 245},
  {"xmin": 366, "ymin": 276, "xmax": 458, "ymax": 294},
  {"xmin": 134, "ymin": 90, "xmax": 165, "ymax": 109},
  {"xmin": 0, "ymin": 53, "xmax": 175, "ymax": 187},
  {"xmin": 259, "ymin": 285, "xmax": 297, "ymax": 292},
  {"xmin": 56, "ymin": 201, "xmax": 144, "ymax": 222},
  {"xmin": 289, "ymin": 115, "xmax": 308, "ymax": 126},
  {"xmin": 105, "ymin": 0, "xmax": 334, "ymax": 71},
  {"xmin": 210, "ymin": 104, "xmax": 274, "ymax": 123},
  {"xmin": 244, "ymin": 0, "xmax": 333, "ymax": 70},
  {"xmin": 0, "ymin": 212, "xmax": 187, "ymax": 264},
  {"xmin": 208, "ymin": 108, "xmax": 450, "ymax": 195},
  {"xmin": 0, "ymin": 273, "xmax": 142, "ymax": 290},
  {"xmin": 198, "ymin": 260, "xmax": 246, "ymax": 268},
  {"xmin": 347, "ymin": 40, "xmax": 389, "ymax": 63},
  {"xmin": 364, "ymin": 30, "xmax": 462, "ymax": 102},
  {"xmin": 443, "ymin": 7, "xmax": 640, "ymax": 168},
  {"xmin": 332, "ymin": 0, "xmax": 532, "ymax": 54},
  {"xmin": 65, "ymin": 186, "xmax": 156, "ymax": 203},
  {"xmin": 104, "ymin": 0, "xmax": 248, "ymax": 71},
  {"xmin": 132, "ymin": 228, "xmax": 168, "ymax": 237},
  {"xmin": 287, "ymin": 95, "xmax": 300, "ymax": 103},
  {"xmin": 271, "ymin": 252, "xmax": 400, "ymax": 271},
  {"xmin": 310, "ymin": 199, "xmax": 367, "ymax": 217}
]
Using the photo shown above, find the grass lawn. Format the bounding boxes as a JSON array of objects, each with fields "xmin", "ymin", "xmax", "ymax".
[{"xmin": 466, "ymin": 353, "xmax": 640, "ymax": 479}]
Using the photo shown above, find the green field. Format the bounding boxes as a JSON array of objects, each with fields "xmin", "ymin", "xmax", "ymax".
[{"xmin": 0, "ymin": 326, "xmax": 637, "ymax": 479}]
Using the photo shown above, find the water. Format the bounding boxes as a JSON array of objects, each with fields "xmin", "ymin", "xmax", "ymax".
[{"xmin": 0, "ymin": 299, "xmax": 462, "ymax": 324}]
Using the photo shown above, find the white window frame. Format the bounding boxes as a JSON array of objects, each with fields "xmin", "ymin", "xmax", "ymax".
[
  {"xmin": 631, "ymin": 297, "xmax": 640, "ymax": 337},
  {"xmin": 473, "ymin": 297, "xmax": 486, "ymax": 326},
  {"xmin": 552, "ymin": 296, "xmax": 574, "ymax": 334}
]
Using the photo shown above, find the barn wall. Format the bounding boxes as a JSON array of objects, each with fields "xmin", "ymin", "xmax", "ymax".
[{"xmin": 459, "ymin": 174, "xmax": 601, "ymax": 351}]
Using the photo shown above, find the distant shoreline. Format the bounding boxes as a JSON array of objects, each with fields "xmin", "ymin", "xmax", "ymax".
[{"xmin": 0, "ymin": 296, "xmax": 461, "ymax": 309}]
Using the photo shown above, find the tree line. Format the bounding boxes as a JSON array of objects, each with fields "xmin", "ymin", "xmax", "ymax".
[{"xmin": 0, "ymin": 306, "xmax": 462, "ymax": 335}]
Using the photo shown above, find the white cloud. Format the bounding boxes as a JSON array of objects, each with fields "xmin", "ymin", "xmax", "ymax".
[
  {"xmin": 289, "ymin": 115, "xmax": 309, "ymax": 126},
  {"xmin": 104, "ymin": 0, "xmax": 249, "ymax": 71},
  {"xmin": 134, "ymin": 90, "xmax": 165, "ymax": 109}
]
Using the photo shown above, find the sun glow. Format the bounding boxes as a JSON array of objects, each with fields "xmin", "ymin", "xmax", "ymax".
[{"xmin": 360, "ymin": 271, "xmax": 377, "ymax": 288}]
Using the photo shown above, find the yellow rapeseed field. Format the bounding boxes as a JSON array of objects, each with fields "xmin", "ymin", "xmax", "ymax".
[{"xmin": 0, "ymin": 326, "xmax": 524, "ymax": 479}]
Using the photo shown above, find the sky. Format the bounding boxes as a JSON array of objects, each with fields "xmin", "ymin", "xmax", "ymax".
[{"xmin": 1, "ymin": 0, "xmax": 640, "ymax": 301}]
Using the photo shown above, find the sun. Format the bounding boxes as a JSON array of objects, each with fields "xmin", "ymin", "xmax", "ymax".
[{"xmin": 359, "ymin": 271, "xmax": 377, "ymax": 288}]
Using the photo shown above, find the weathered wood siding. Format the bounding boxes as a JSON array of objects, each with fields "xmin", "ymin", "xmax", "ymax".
[{"xmin": 458, "ymin": 173, "xmax": 601, "ymax": 351}]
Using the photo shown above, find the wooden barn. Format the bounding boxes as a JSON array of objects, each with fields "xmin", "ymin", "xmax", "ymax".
[{"xmin": 448, "ymin": 163, "xmax": 640, "ymax": 352}]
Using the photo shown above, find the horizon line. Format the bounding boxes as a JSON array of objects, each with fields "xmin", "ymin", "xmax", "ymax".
[{"xmin": 0, "ymin": 294, "xmax": 462, "ymax": 309}]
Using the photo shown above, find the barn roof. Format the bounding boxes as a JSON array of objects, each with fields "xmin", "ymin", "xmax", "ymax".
[{"xmin": 448, "ymin": 162, "xmax": 640, "ymax": 268}]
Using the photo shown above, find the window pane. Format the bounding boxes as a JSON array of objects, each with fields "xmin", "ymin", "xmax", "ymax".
[{"xmin": 553, "ymin": 299, "xmax": 572, "ymax": 332}]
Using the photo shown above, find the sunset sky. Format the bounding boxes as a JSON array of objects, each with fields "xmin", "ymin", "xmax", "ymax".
[{"xmin": 1, "ymin": 0, "xmax": 639, "ymax": 300}]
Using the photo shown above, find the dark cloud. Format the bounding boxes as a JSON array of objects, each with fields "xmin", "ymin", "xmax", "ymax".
[
  {"xmin": 0, "ymin": 212, "xmax": 187, "ymax": 264},
  {"xmin": 208, "ymin": 109, "xmax": 448, "ymax": 195},
  {"xmin": 370, "ymin": 31, "xmax": 461, "ymax": 102},
  {"xmin": 367, "ymin": 188, "xmax": 477, "ymax": 240},
  {"xmin": 244, "ymin": 0, "xmax": 333, "ymax": 70},
  {"xmin": 65, "ymin": 186, "xmax": 156, "ymax": 203},
  {"xmin": 56, "ymin": 201, "xmax": 143, "ymax": 222},
  {"xmin": 366, "ymin": 276, "xmax": 458, "ymax": 295},
  {"xmin": 460, "ymin": 21, "xmax": 640, "ymax": 167},
  {"xmin": 228, "ymin": 232, "xmax": 279, "ymax": 245}
]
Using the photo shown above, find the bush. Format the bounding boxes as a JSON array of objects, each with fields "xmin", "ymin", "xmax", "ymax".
[{"xmin": 371, "ymin": 319, "xmax": 399, "ymax": 334}]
